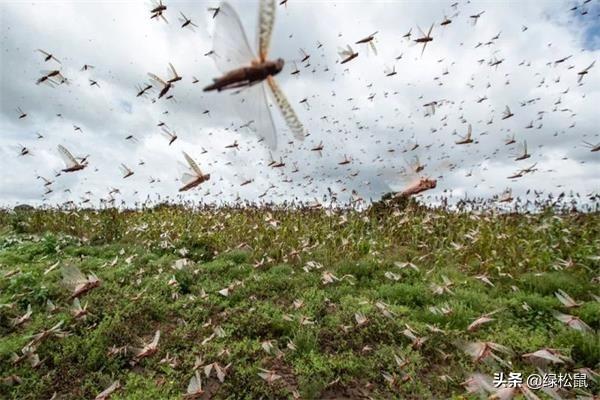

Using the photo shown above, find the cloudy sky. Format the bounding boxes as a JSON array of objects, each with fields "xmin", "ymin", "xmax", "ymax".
[{"xmin": 0, "ymin": 0, "xmax": 599, "ymax": 207}]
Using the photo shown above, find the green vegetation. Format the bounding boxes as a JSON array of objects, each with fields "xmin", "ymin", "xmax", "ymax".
[{"xmin": 0, "ymin": 205, "xmax": 598, "ymax": 399}]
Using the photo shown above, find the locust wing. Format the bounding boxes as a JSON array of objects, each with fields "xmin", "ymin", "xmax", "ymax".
[
  {"xmin": 119, "ymin": 164, "xmax": 132, "ymax": 177},
  {"xmin": 369, "ymin": 41, "xmax": 377, "ymax": 56},
  {"xmin": 257, "ymin": 0, "xmax": 276, "ymax": 61},
  {"xmin": 150, "ymin": 330, "xmax": 161, "ymax": 348},
  {"xmin": 587, "ymin": 60, "xmax": 596, "ymax": 70},
  {"xmin": 61, "ymin": 264, "xmax": 87, "ymax": 291},
  {"xmin": 211, "ymin": 2, "xmax": 256, "ymax": 74},
  {"xmin": 229, "ymin": 82, "xmax": 277, "ymax": 149},
  {"xmin": 161, "ymin": 127, "xmax": 174, "ymax": 140},
  {"xmin": 338, "ymin": 45, "xmax": 353, "ymax": 59},
  {"xmin": 186, "ymin": 371, "xmax": 203, "ymax": 396},
  {"xmin": 253, "ymin": 83, "xmax": 278, "ymax": 149},
  {"xmin": 267, "ymin": 76, "xmax": 306, "ymax": 141},
  {"xmin": 181, "ymin": 172, "xmax": 199, "ymax": 186},
  {"xmin": 182, "ymin": 151, "xmax": 203, "ymax": 176},
  {"xmin": 385, "ymin": 157, "xmax": 449, "ymax": 194},
  {"xmin": 168, "ymin": 63, "xmax": 178, "ymax": 78},
  {"xmin": 148, "ymin": 73, "xmax": 167, "ymax": 86},
  {"xmin": 57, "ymin": 145, "xmax": 78, "ymax": 168},
  {"xmin": 94, "ymin": 380, "xmax": 120, "ymax": 400}
]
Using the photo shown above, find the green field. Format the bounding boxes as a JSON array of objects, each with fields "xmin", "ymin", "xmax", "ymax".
[{"xmin": 1, "ymin": 204, "xmax": 598, "ymax": 399}]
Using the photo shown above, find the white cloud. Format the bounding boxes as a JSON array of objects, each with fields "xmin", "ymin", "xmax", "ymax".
[{"xmin": 0, "ymin": 0, "xmax": 598, "ymax": 207}]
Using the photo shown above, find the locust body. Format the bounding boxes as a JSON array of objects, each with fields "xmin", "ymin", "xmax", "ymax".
[{"xmin": 204, "ymin": 59, "xmax": 283, "ymax": 91}]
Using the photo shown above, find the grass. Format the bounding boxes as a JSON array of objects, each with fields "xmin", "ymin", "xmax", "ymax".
[{"xmin": 0, "ymin": 202, "xmax": 598, "ymax": 399}]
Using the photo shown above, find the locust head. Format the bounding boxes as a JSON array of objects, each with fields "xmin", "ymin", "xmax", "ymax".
[
  {"xmin": 420, "ymin": 177, "xmax": 437, "ymax": 191},
  {"xmin": 268, "ymin": 58, "xmax": 285, "ymax": 75}
]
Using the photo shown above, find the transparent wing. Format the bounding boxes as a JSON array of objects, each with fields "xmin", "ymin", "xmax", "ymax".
[
  {"xmin": 161, "ymin": 128, "xmax": 174, "ymax": 139},
  {"xmin": 181, "ymin": 172, "xmax": 199, "ymax": 185},
  {"xmin": 61, "ymin": 265, "xmax": 86, "ymax": 289},
  {"xmin": 585, "ymin": 61, "xmax": 595, "ymax": 71},
  {"xmin": 553, "ymin": 311, "xmax": 572, "ymax": 323},
  {"xmin": 148, "ymin": 73, "xmax": 167, "ymax": 86},
  {"xmin": 187, "ymin": 371, "xmax": 202, "ymax": 394},
  {"xmin": 267, "ymin": 76, "xmax": 305, "ymax": 141},
  {"xmin": 257, "ymin": 0, "xmax": 276, "ymax": 61},
  {"xmin": 369, "ymin": 41, "xmax": 378, "ymax": 56},
  {"xmin": 231, "ymin": 82, "xmax": 277, "ymax": 149},
  {"xmin": 96, "ymin": 381, "xmax": 120, "ymax": 399},
  {"xmin": 386, "ymin": 156, "xmax": 449, "ymax": 191},
  {"xmin": 182, "ymin": 151, "xmax": 203, "ymax": 175},
  {"xmin": 168, "ymin": 63, "xmax": 178, "ymax": 77},
  {"xmin": 338, "ymin": 45, "xmax": 353, "ymax": 58},
  {"xmin": 150, "ymin": 330, "xmax": 161, "ymax": 347},
  {"xmin": 57, "ymin": 145, "xmax": 77, "ymax": 167},
  {"xmin": 256, "ymin": 83, "xmax": 278, "ymax": 149},
  {"xmin": 384, "ymin": 165, "xmax": 419, "ymax": 192},
  {"xmin": 211, "ymin": 2, "xmax": 256, "ymax": 73},
  {"xmin": 72, "ymin": 297, "xmax": 82, "ymax": 311}
]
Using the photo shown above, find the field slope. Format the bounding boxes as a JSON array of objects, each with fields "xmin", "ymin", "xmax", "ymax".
[{"xmin": 0, "ymin": 205, "xmax": 599, "ymax": 399}]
